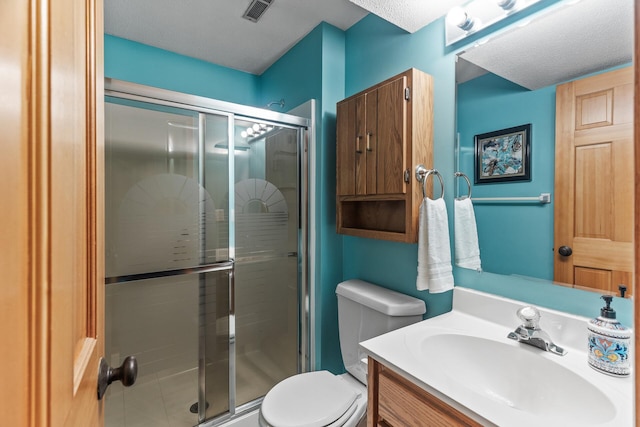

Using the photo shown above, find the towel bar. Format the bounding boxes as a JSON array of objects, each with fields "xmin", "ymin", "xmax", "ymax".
[
  {"xmin": 454, "ymin": 172, "xmax": 472, "ymax": 200},
  {"xmin": 415, "ymin": 165, "xmax": 444, "ymax": 199},
  {"xmin": 471, "ymin": 193, "xmax": 551, "ymax": 204}
]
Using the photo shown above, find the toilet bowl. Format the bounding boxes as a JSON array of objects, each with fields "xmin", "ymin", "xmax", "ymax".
[
  {"xmin": 259, "ymin": 371, "xmax": 366, "ymax": 427},
  {"xmin": 259, "ymin": 279, "xmax": 426, "ymax": 427}
]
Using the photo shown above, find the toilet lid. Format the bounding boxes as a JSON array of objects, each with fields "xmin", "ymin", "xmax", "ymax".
[{"xmin": 261, "ymin": 371, "xmax": 359, "ymax": 427}]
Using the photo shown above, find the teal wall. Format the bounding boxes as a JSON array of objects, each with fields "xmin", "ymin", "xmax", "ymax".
[
  {"xmin": 260, "ymin": 23, "xmax": 347, "ymax": 372},
  {"xmin": 105, "ymin": 35, "xmax": 260, "ymax": 106},
  {"xmin": 342, "ymin": 15, "xmax": 456, "ymax": 321},
  {"xmin": 457, "ymin": 73, "xmax": 556, "ymax": 280}
]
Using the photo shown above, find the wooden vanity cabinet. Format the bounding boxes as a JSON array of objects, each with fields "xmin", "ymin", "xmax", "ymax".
[
  {"xmin": 367, "ymin": 358, "xmax": 482, "ymax": 427},
  {"xmin": 336, "ymin": 68, "xmax": 433, "ymax": 243}
]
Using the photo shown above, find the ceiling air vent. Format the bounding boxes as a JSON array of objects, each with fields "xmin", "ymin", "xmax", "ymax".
[{"xmin": 242, "ymin": 0, "xmax": 274, "ymax": 23}]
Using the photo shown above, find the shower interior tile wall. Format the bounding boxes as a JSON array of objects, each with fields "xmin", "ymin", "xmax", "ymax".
[{"xmin": 105, "ymin": 276, "xmax": 199, "ymax": 379}]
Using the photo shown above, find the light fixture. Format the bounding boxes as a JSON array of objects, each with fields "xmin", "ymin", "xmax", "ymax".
[
  {"xmin": 240, "ymin": 122, "xmax": 277, "ymax": 139},
  {"xmin": 445, "ymin": 0, "xmax": 543, "ymax": 46}
]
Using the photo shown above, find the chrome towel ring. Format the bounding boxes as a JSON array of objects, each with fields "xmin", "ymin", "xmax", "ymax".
[
  {"xmin": 454, "ymin": 171, "xmax": 472, "ymax": 200},
  {"xmin": 415, "ymin": 165, "xmax": 444, "ymax": 199}
]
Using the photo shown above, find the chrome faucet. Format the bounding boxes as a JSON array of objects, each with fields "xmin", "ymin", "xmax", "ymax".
[{"xmin": 507, "ymin": 306, "xmax": 567, "ymax": 356}]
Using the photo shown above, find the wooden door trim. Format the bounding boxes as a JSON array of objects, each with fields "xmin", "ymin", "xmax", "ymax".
[
  {"xmin": 28, "ymin": 1, "xmax": 54, "ymax": 424},
  {"xmin": 634, "ymin": 1, "xmax": 639, "ymax": 424}
]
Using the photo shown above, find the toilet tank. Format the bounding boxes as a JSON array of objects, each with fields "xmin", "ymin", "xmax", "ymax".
[{"xmin": 335, "ymin": 279, "xmax": 426, "ymax": 385}]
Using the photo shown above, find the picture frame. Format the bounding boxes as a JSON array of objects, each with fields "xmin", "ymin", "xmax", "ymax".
[{"xmin": 474, "ymin": 124, "xmax": 531, "ymax": 184}]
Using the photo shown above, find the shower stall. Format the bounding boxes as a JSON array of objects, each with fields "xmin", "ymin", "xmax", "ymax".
[{"xmin": 103, "ymin": 80, "xmax": 311, "ymax": 426}]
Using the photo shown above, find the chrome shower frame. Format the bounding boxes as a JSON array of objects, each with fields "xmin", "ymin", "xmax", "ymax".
[{"xmin": 104, "ymin": 78, "xmax": 312, "ymax": 426}]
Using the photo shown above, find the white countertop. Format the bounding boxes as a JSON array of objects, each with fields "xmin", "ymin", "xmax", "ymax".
[{"xmin": 360, "ymin": 287, "xmax": 633, "ymax": 427}]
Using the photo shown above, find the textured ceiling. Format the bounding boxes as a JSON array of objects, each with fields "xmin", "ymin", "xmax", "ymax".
[
  {"xmin": 104, "ymin": 0, "xmax": 467, "ymax": 75},
  {"xmin": 459, "ymin": 0, "xmax": 633, "ymax": 90},
  {"xmin": 348, "ymin": 0, "xmax": 466, "ymax": 33},
  {"xmin": 104, "ymin": 0, "xmax": 369, "ymax": 75}
]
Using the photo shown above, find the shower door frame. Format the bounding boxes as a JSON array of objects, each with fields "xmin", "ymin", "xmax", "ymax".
[{"xmin": 104, "ymin": 78, "xmax": 312, "ymax": 424}]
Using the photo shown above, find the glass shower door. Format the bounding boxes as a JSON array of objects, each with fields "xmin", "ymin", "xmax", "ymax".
[
  {"xmin": 104, "ymin": 98, "xmax": 231, "ymax": 426},
  {"xmin": 232, "ymin": 118, "xmax": 301, "ymax": 407}
]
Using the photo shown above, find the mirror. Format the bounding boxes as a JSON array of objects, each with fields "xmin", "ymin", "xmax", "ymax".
[{"xmin": 454, "ymin": 0, "xmax": 634, "ymax": 295}]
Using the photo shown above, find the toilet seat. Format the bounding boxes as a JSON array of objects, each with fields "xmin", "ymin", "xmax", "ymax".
[{"xmin": 261, "ymin": 371, "xmax": 362, "ymax": 427}]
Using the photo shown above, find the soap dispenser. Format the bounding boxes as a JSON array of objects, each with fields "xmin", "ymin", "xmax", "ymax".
[{"xmin": 587, "ymin": 295, "xmax": 631, "ymax": 377}]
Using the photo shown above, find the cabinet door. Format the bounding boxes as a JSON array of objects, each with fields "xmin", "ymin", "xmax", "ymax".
[
  {"xmin": 337, "ymin": 94, "xmax": 370, "ymax": 196},
  {"xmin": 355, "ymin": 93, "xmax": 368, "ymax": 195},
  {"xmin": 337, "ymin": 98, "xmax": 356, "ymax": 196},
  {"xmin": 376, "ymin": 76, "xmax": 407, "ymax": 195},
  {"xmin": 365, "ymin": 90, "xmax": 378, "ymax": 195}
]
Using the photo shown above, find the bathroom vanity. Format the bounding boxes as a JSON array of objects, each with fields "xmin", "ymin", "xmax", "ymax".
[
  {"xmin": 367, "ymin": 357, "xmax": 481, "ymax": 426},
  {"xmin": 361, "ymin": 287, "xmax": 633, "ymax": 427}
]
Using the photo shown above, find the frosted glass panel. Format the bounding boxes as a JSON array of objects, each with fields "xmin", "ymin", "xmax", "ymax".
[
  {"xmin": 105, "ymin": 100, "xmax": 229, "ymax": 277},
  {"xmin": 105, "ymin": 98, "xmax": 231, "ymax": 427},
  {"xmin": 104, "ymin": 270, "xmax": 230, "ymax": 427},
  {"xmin": 234, "ymin": 121, "xmax": 300, "ymax": 405}
]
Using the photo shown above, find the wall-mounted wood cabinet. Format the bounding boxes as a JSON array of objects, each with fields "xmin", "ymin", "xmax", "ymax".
[
  {"xmin": 368, "ymin": 358, "xmax": 482, "ymax": 427},
  {"xmin": 336, "ymin": 68, "xmax": 433, "ymax": 243}
]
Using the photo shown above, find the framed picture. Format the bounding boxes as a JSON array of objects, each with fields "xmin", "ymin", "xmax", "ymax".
[{"xmin": 474, "ymin": 124, "xmax": 531, "ymax": 184}]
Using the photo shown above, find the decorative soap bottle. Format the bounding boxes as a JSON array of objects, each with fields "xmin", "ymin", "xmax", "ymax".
[{"xmin": 587, "ymin": 295, "xmax": 631, "ymax": 377}]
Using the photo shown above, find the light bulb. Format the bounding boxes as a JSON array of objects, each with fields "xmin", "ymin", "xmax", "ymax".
[
  {"xmin": 241, "ymin": 131, "xmax": 247, "ymax": 138},
  {"xmin": 496, "ymin": 0, "xmax": 520, "ymax": 11},
  {"xmin": 446, "ymin": 7, "xmax": 475, "ymax": 31},
  {"xmin": 247, "ymin": 127, "xmax": 254, "ymax": 135},
  {"xmin": 252, "ymin": 123, "xmax": 260, "ymax": 131}
]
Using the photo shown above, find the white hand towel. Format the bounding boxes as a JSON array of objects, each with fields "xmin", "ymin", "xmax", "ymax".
[
  {"xmin": 454, "ymin": 198, "xmax": 482, "ymax": 271},
  {"xmin": 416, "ymin": 198, "xmax": 454, "ymax": 293}
]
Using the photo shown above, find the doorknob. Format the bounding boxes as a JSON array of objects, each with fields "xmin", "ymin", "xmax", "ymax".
[
  {"xmin": 558, "ymin": 246, "xmax": 573, "ymax": 257},
  {"xmin": 97, "ymin": 355, "xmax": 138, "ymax": 400}
]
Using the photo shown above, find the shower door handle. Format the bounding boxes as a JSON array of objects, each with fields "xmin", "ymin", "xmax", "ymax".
[{"xmin": 97, "ymin": 355, "xmax": 138, "ymax": 400}]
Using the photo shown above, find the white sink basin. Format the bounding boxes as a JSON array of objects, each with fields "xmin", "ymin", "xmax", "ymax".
[
  {"xmin": 360, "ymin": 287, "xmax": 633, "ymax": 427},
  {"xmin": 415, "ymin": 333, "xmax": 615, "ymax": 425}
]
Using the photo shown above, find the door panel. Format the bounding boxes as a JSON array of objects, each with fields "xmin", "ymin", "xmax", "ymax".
[
  {"xmin": 554, "ymin": 67, "xmax": 634, "ymax": 295},
  {"xmin": 336, "ymin": 99, "xmax": 356, "ymax": 196},
  {"xmin": 51, "ymin": 0, "xmax": 104, "ymax": 425},
  {"xmin": 365, "ymin": 90, "xmax": 378, "ymax": 195},
  {"xmin": 376, "ymin": 76, "xmax": 407, "ymax": 195}
]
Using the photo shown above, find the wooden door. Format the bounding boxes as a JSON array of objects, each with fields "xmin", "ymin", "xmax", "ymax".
[
  {"xmin": 376, "ymin": 76, "xmax": 407, "ymax": 195},
  {"xmin": 0, "ymin": 0, "xmax": 105, "ymax": 425},
  {"xmin": 554, "ymin": 66, "xmax": 634, "ymax": 295}
]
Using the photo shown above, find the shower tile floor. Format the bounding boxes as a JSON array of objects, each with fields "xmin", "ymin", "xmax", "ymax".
[
  {"xmin": 105, "ymin": 351, "xmax": 290, "ymax": 427},
  {"xmin": 105, "ymin": 368, "xmax": 199, "ymax": 427}
]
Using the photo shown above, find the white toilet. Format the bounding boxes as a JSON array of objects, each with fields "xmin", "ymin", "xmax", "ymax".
[{"xmin": 259, "ymin": 279, "xmax": 426, "ymax": 427}]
